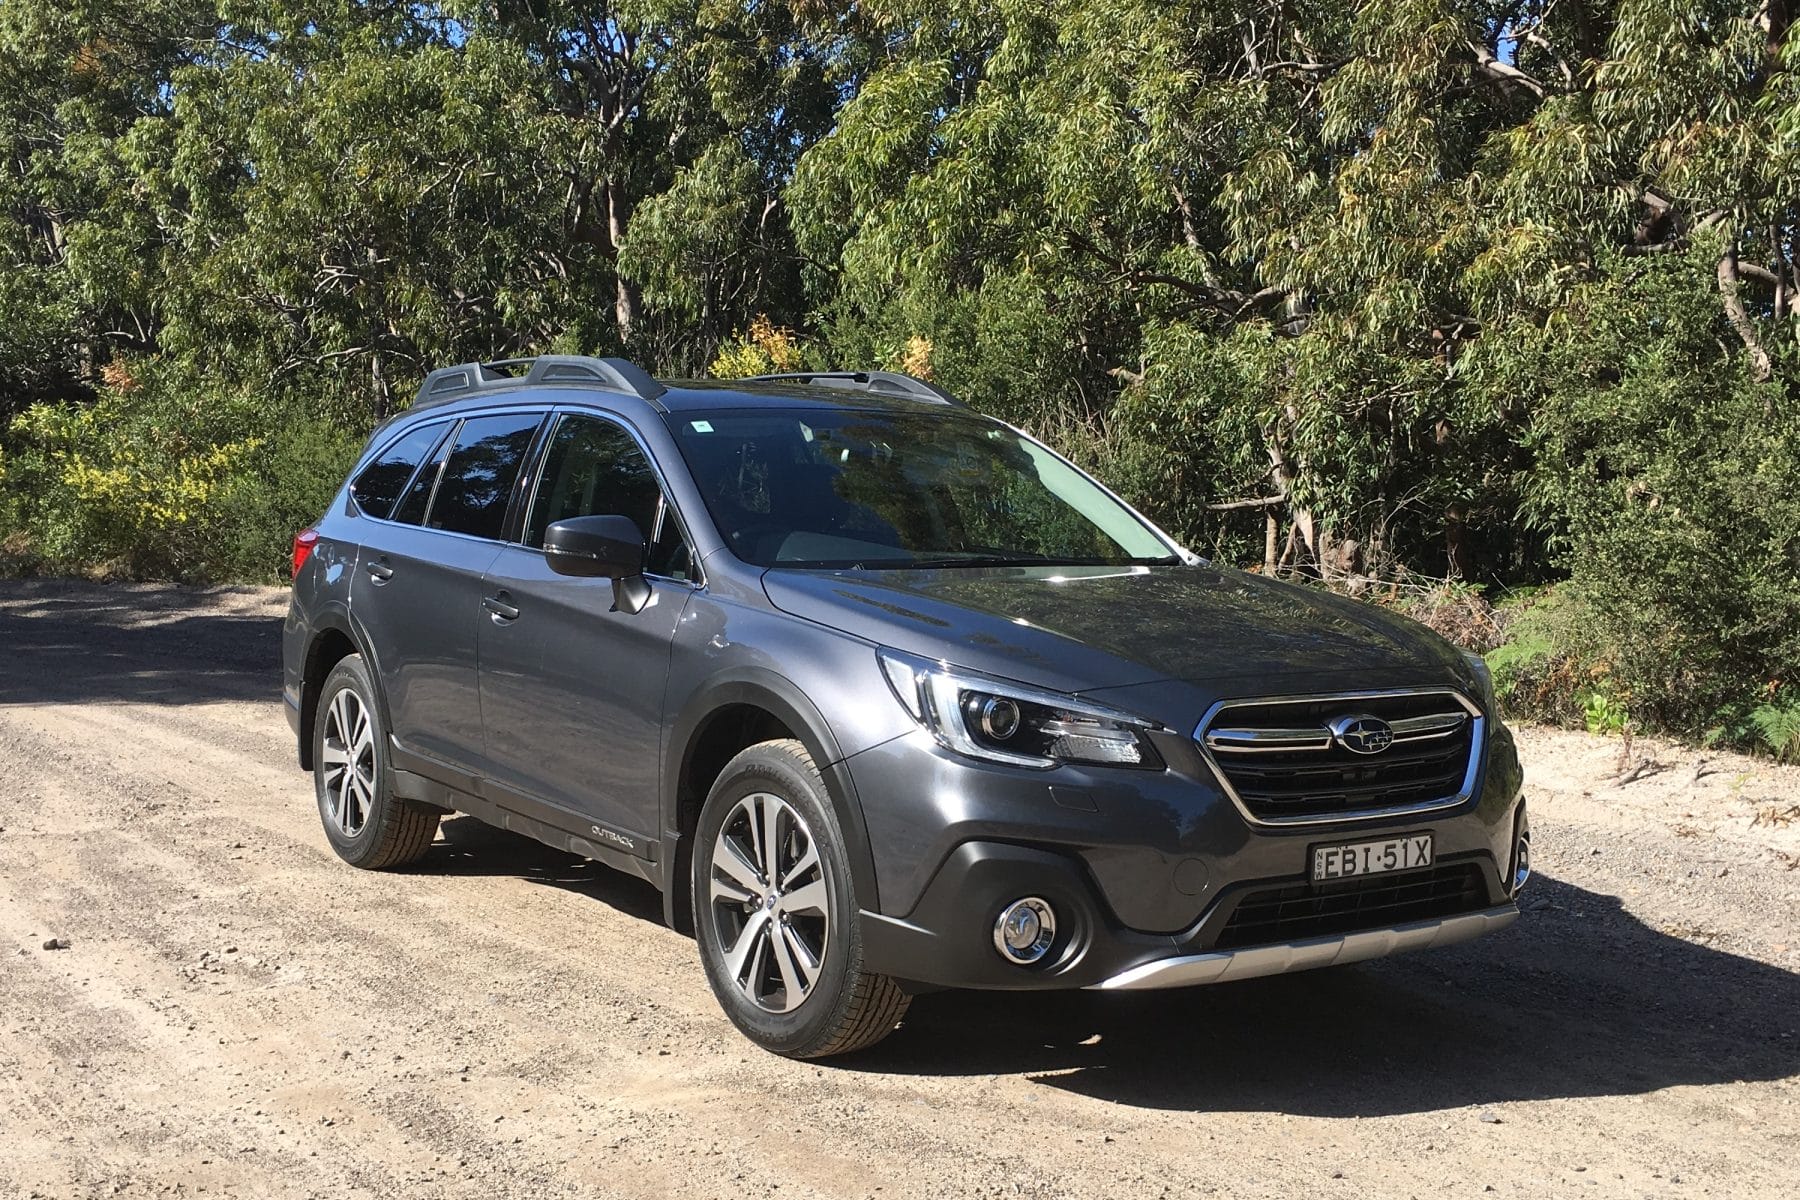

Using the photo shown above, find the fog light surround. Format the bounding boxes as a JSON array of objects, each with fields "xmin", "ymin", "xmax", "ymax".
[
  {"xmin": 993, "ymin": 897, "xmax": 1057, "ymax": 965},
  {"xmin": 1512, "ymin": 808, "xmax": 1532, "ymax": 895}
]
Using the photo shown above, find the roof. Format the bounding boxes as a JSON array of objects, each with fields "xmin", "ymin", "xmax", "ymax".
[{"xmin": 408, "ymin": 356, "xmax": 961, "ymax": 417}]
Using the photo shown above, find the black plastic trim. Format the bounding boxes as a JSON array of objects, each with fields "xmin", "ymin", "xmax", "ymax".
[{"xmin": 414, "ymin": 356, "xmax": 668, "ymax": 411}]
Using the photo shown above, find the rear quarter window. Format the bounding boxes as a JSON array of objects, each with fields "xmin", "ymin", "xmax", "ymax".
[{"xmin": 350, "ymin": 422, "xmax": 446, "ymax": 520}]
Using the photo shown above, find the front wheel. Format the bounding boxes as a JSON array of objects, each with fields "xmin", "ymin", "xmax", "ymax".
[{"xmin": 692, "ymin": 739, "xmax": 909, "ymax": 1058}]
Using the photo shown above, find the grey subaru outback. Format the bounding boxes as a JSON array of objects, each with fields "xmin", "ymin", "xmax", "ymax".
[{"xmin": 283, "ymin": 355, "xmax": 1529, "ymax": 1058}]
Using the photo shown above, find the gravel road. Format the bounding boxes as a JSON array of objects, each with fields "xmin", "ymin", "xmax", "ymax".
[{"xmin": 2, "ymin": 579, "xmax": 1797, "ymax": 1200}]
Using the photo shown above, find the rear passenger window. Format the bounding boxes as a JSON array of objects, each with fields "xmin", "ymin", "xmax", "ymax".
[
  {"xmin": 426, "ymin": 413, "xmax": 543, "ymax": 540},
  {"xmin": 350, "ymin": 422, "xmax": 445, "ymax": 520}
]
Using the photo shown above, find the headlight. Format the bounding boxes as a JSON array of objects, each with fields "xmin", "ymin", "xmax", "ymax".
[
  {"xmin": 1463, "ymin": 651, "xmax": 1496, "ymax": 711},
  {"xmin": 878, "ymin": 649, "xmax": 1164, "ymax": 769}
]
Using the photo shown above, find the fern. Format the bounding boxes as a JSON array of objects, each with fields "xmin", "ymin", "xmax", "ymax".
[{"xmin": 1749, "ymin": 704, "xmax": 1800, "ymax": 763}]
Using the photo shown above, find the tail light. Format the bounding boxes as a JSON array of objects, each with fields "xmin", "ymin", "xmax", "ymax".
[{"xmin": 292, "ymin": 528, "xmax": 321, "ymax": 577}]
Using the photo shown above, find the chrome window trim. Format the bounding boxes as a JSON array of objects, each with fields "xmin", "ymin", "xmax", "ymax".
[{"xmin": 1192, "ymin": 687, "xmax": 1484, "ymax": 828}]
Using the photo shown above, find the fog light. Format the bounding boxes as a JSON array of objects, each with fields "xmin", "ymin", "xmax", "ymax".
[{"xmin": 993, "ymin": 897, "xmax": 1057, "ymax": 965}]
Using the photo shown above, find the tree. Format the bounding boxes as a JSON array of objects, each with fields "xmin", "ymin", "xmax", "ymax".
[{"xmin": 789, "ymin": 0, "xmax": 1796, "ymax": 584}]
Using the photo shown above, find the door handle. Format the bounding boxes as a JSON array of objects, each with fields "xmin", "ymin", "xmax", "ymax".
[
  {"xmin": 483, "ymin": 593, "xmax": 520, "ymax": 622},
  {"xmin": 366, "ymin": 560, "xmax": 394, "ymax": 583}
]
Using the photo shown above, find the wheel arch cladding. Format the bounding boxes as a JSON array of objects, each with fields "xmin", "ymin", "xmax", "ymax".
[
  {"xmin": 299, "ymin": 612, "xmax": 391, "ymax": 772},
  {"xmin": 661, "ymin": 672, "xmax": 880, "ymax": 934}
]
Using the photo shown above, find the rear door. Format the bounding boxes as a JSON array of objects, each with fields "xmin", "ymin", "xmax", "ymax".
[
  {"xmin": 350, "ymin": 408, "xmax": 546, "ymax": 777},
  {"xmin": 476, "ymin": 408, "xmax": 698, "ymax": 850}
]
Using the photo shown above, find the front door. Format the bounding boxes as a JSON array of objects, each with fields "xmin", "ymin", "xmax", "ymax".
[{"xmin": 477, "ymin": 410, "xmax": 698, "ymax": 850}]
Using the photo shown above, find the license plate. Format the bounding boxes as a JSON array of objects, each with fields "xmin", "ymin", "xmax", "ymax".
[{"xmin": 1312, "ymin": 833, "xmax": 1433, "ymax": 881}]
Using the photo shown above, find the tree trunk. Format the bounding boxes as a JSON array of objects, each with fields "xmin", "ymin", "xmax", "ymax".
[
  {"xmin": 606, "ymin": 180, "xmax": 641, "ymax": 344},
  {"xmin": 368, "ymin": 246, "xmax": 392, "ymax": 421},
  {"xmin": 1445, "ymin": 505, "xmax": 1472, "ymax": 580},
  {"xmin": 371, "ymin": 350, "xmax": 391, "ymax": 422},
  {"xmin": 1718, "ymin": 242, "xmax": 1774, "ymax": 382},
  {"xmin": 1265, "ymin": 411, "xmax": 1317, "ymax": 568}
]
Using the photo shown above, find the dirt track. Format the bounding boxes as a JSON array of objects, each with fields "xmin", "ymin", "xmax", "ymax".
[{"xmin": 2, "ymin": 579, "xmax": 1797, "ymax": 1200}]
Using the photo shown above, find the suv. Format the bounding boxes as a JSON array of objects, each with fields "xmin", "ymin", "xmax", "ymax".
[{"xmin": 283, "ymin": 355, "xmax": 1529, "ymax": 1058}]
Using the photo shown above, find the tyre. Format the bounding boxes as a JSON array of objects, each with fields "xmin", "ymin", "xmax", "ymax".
[
  {"xmin": 692, "ymin": 739, "xmax": 909, "ymax": 1058},
  {"xmin": 312, "ymin": 654, "xmax": 439, "ymax": 870}
]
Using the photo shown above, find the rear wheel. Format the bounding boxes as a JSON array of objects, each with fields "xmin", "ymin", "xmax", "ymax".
[
  {"xmin": 312, "ymin": 655, "xmax": 439, "ymax": 870},
  {"xmin": 693, "ymin": 739, "xmax": 908, "ymax": 1058}
]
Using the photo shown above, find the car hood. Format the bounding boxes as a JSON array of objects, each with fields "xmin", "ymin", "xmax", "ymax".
[{"xmin": 760, "ymin": 563, "xmax": 1469, "ymax": 697}]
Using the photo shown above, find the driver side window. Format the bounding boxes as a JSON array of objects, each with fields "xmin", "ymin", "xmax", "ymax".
[{"xmin": 525, "ymin": 414, "xmax": 694, "ymax": 581}]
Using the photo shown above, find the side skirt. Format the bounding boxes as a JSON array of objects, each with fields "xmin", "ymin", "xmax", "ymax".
[{"xmin": 389, "ymin": 745, "xmax": 663, "ymax": 891}]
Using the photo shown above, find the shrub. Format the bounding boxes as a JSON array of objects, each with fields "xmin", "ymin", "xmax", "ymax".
[
  {"xmin": 1749, "ymin": 702, "xmax": 1800, "ymax": 763},
  {"xmin": 1481, "ymin": 586, "xmax": 1599, "ymax": 729},
  {"xmin": 2, "ymin": 365, "xmax": 358, "ymax": 582},
  {"xmin": 1379, "ymin": 578, "xmax": 1509, "ymax": 654},
  {"xmin": 1520, "ymin": 260, "xmax": 1800, "ymax": 743},
  {"xmin": 213, "ymin": 419, "xmax": 365, "ymax": 580},
  {"xmin": 709, "ymin": 315, "xmax": 806, "ymax": 378}
]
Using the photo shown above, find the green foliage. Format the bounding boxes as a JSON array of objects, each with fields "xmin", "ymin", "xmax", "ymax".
[
  {"xmin": 1749, "ymin": 702, "xmax": 1800, "ymax": 762},
  {"xmin": 1518, "ymin": 253, "xmax": 1800, "ymax": 735},
  {"xmin": 1483, "ymin": 586, "xmax": 1596, "ymax": 728},
  {"xmin": 1582, "ymin": 689, "xmax": 1631, "ymax": 738},
  {"xmin": 4, "ymin": 365, "xmax": 356, "ymax": 581}
]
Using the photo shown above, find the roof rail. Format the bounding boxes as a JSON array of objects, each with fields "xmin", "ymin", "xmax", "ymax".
[
  {"xmin": 742, "ymin": 370, "xmax": 961, "ymax": 406},
  {"xmin": 413, "ymin": 355, "xmax": 667, "ymax": 410}
]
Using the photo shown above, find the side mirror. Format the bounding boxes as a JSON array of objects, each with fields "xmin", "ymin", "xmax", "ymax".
[{"xmin": 544, "ymin": 515, "xmax": 652, "ymax": 612}]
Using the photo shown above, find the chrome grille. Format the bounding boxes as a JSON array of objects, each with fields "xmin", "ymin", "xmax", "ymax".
[{"xmin": 1196, "ymin": 690, "xmax": 1480, "ymax": 824}]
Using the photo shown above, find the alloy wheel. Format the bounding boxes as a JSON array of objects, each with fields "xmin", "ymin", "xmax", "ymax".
[
  {"xmin": 320, "ymin": 688, "xmax": 376, "ymax": 838},
  {"xmin": 707, "ymin": 791, "xmax": 831, "ymax": 1013}
]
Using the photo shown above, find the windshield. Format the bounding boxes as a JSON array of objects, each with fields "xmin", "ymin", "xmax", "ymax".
[{"xmin": 667, "ymin": 408, "xmax": 1176, "ymax": 569}]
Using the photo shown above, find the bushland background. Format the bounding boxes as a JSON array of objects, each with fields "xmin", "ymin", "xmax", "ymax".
[{"xmin": 0, "ymin": 0, "xmax": 1796, "ymax": 754}]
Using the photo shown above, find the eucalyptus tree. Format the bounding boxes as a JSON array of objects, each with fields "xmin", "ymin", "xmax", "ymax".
[
  {"xmin": 0, "ymin": 0, "xmax": 218, "ymax": 410},
  {"xmin": 789, "ymin": 0, "xmax": 1798, "ymax": 586}
]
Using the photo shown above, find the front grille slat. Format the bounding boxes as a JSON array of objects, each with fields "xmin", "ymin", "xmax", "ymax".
[
  {"xmin": 1214, "ymin": 864, "xmax": 1486, "ymax": 949},
  {"xmin": 1199, "ymin": 690, "xmax": 1478, "ymax": 821}
]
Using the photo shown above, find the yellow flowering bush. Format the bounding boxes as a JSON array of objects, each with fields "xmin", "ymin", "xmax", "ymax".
[
  {"xmin": 7, "ymin": 386, "xmax": 266, "ymax": 578},
  {"xmin": 708, "ymin": 314, "xmax": 805, "ymax": 378}
]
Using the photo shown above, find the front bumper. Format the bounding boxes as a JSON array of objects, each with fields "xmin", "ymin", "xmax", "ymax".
[{"xmin": 847, "ymin": 717, "xmax": 1527, "ymax": 992}]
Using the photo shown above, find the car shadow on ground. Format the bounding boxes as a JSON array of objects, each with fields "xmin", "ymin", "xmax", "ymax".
[
  {"xmin": 407, "ymin": 811, "xmax": 1800, "ymax": 1116},
  {"xmin": 855, "ymin": 872, "xmax": 1800, "ymax": 1114}
]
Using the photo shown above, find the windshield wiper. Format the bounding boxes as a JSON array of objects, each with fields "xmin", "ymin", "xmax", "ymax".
[{"xmin": 861, "ymin": 554, "xmax": 1057, "ymax": 570}]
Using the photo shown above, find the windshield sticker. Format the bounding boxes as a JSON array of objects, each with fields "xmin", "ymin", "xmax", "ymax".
[{"xmin": 690, "ymin": 420, "xmax": 714, "ymax": 433}]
